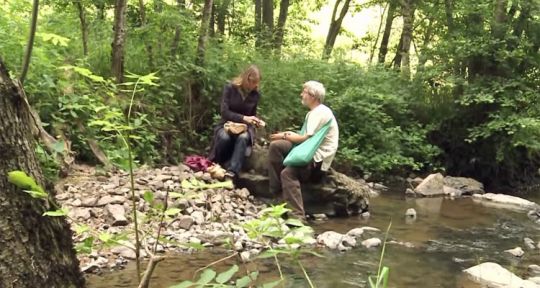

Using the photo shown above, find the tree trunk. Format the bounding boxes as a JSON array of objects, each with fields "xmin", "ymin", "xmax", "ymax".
[
  {"xmin": 137, "ymin": 0, "xmax": 154, "ymax": 69},
  {"xmin": 369, "ymin": 4, "xmax": 387, "ymax": 65},
  {"xmin": 254, "ymin": 0, "xmax": 263, "ymax": 46},
  {"xmin": 20, "ymin": 0, "xmax": 39, "ymax": 84},
  {"xmin": 378, "ymin": 0, "xmax": 396, "ymax": 64},
  {"xmin": 171, "ymin": 0, "xmax": 186, "ymax": 56},
  {"xmin": 492, "ymin": 0, "xmax": 508, "ymax": 39},
  {"xmin": 217, "ymin": 0, "xmax": 232, "ymax": 35},
  {"xmin": 195, "ymin": 0, "xmax": 213, "ymax": 68},
  {"xmin": 273, "ymin": 0, "xmax": 290, "ymax": 53},
  {"xmin": 394, "ymin": 0, "xmax": 416, "ymax": 76},
  {"xmin": 75, "ymin": 1, "xmax": 88, "ymax": 56},
  {"xmin": 0, "ymin": 58, "xmax": 84, "ymax": 288},
  {"xmin": 209, "ymin": 3, "xmax": 216, "ymax": 37},
  {"xmin": 112, "ymin": 0, "xmax": 128, "ymax": 83},
  {"xmin": 261, "ymin": 0, "xmax": 274, "ymax": 49},
  {"xmin": 322, "ymin": 0, "xmax": 352, "ymax": 60}
]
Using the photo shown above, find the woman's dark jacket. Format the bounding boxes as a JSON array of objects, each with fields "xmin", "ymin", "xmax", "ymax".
[{"xmin": 208, "ymin": 83, "xmax": 260, "ymax": 161}]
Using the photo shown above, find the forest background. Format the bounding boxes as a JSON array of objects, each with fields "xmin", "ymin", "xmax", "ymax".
[{"xmin": 1, "ymin": 0, "xmax": 539, "ymax": 191}]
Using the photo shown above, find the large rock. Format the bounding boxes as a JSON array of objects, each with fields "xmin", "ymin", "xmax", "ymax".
[
  {"xmin": 238, "ymin": 146, "xmax": 370, "ymax": 216},
  {"xmin": 472, "ymin": 193, "xmax": 539, "ymax": 211},
  {"xmin": 414, "ymin": 173, "xmax": 445, "ymax": 196},
  {"xmin": 463, "ymin": 262, "xmax": 538, "ymax": 288},
  {"xmin": 444, "ymin": 176, "xmax": 484, "ymax": 195}
]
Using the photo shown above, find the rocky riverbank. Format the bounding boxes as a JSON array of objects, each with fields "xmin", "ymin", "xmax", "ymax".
[{"xmin": 54, "ymin": 164, "xmax": 380, "ymax": 274}]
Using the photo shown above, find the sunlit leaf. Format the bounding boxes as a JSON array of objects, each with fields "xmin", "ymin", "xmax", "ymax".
[{"xmin": 215, "ymin": 264, "xmax": 238, "ymax": 284}]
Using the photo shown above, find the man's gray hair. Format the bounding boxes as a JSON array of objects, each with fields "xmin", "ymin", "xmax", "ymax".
[{"xmin": 303, "ymin": 81, "xmax": 326, "ymax": 103}]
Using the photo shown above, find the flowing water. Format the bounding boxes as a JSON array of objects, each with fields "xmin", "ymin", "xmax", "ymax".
[{"xmin": 87, "ymin": 188, "xmax": 540, "ymax": 288}]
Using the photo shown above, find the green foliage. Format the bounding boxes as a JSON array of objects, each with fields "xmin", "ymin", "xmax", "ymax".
[
  {"xmin": 171, "ymin": 266, "xmax": 262, "ymax": 288},
  {"xmin": 8, "ymin": 170, "xmax": 47, "ymax": 198}
]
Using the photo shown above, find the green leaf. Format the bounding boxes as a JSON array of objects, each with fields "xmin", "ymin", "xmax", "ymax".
[
  {"xmin": 285, "ymin": 218, "xmax": 305, "ymax": 227},
  {"xmin": 74, "ymin": 224, "xmax": 90, "ymax": 235},
  {"xmin": 143, "ymin": 191, "xmax": 154, "ymax": 204},
  {"xmin": 235, "ymin": 271, "xmax": 258, "ymax": 288},
  {"xmin": 23, "ymin": 189, "xmax": 48, "ymax": 199},
  {"xmin": 196, "ymin": 269, "xmax": 216, "ymax": 285},
  {"xmin": 216, "ymin": 265, "xmax": 239, "ymax": 284},
  {"xmin": 43, "ymin": 208, "xmax": 68, "ymax": 217},
  {"xmin": 261, "ymin": 279, "xmax": 281, "ymax": 288},
  {"xmin": 98, "ymin": 232, "xmax": 113, "ymax": 243},
  {"xmin": 169, "ymin": 280, "xmax": 196, "ymax": 288},
  {"xmin": 8, "ymin": 171, "xmax": 45, "ymax": 194},
  {"xmin": 164, "ymin": 208, "xmax": 182, "ymax": 216},
  {"xmin": 76, "ymin": 236, "xmax": 94, "ymax": 254},
  {"xmin": 235, "ymin": 275, "xmax": 252, "ymax": 288},
  {"xmin": 52, "ymin": 140, "xmax": 65, "ymax": 154}
]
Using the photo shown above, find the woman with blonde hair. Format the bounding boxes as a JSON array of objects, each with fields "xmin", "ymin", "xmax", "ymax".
[{"xmin": 208, "ymin": 65, "xmax": 264, "ymax": 180}]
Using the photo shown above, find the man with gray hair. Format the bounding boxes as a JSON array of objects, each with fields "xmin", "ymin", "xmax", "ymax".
[{"xmin": 268, "ymin": 81, "xmax": 339, "ymax": 221}]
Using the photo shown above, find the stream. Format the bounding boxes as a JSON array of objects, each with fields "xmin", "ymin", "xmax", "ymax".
[{"xmin": 87, "ymin": 186, "xmax": 540, "ymax": 288}]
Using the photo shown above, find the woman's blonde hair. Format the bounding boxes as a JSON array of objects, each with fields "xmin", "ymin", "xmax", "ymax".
[{"xmin": 232, "ymin": 65, "xmax": 261, "ymax": 90}]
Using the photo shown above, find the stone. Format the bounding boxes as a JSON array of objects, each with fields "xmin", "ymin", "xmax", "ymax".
[
  {"xmin": 443, "ymin": 185, "xmax": 462, "ymax": 197},
  {"xmin": 464, "ymin": 262, "xmax": 537, "ymax": 288},
  {"xmin": 191, "ymin": 211, "xmax": 205, "ymax": 225},
  {"xmin": 405, "ymin": 208, "xmax": 417, "ymax": 218},
  {"xmin": 528, "ymin": 265, "xmax": 540, "ymax": 277},
  {"xmin": 317, "ymin": 231, "xmax": 356, "ymax": 250},
  {"xmin": 524, "ymin": 238, "xmax": 535, "ymax": 250},
  {"xmin": 346, "ymin": 228, "xmax": 364, "ymax": 238},
  {"xmin": 444, "ymin": 176, "xmax": 484, "ymax": 195},
  {"xmin": 361, "ymin": 238, "xmax": 382, "ymax": 248},
  {"xmin": 81, "ymin": 197, "xmax": 99, "ymax": 207},
  {"xmin": 177, "ymin": 215, "xmax": 195, "ymax": 230},
  {"xmin": 504, "ymin": 247, "xmax": 524, "ymax": 257},
  {"xmin": 473, "ymin": 193, "xmax": 538, "ymax": 210},
  {"xmin": 405, "ymin": 188, "xmax": 415, "ymax": 196},
  {"xmin": 105, "ymin": 204, "xmax": 128, "ymax": 226},
  {"xmin": 414, "ymin": 173, "xmax": 444, "ymax": 197},
  {"xmin": 69, "ymin": 207, "xmax": 91, "ymax": 220}
]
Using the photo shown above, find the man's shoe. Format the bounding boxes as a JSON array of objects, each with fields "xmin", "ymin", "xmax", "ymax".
[{"xmin": 224, "ymin": 170, "xmax": 236, "ymax": 181}]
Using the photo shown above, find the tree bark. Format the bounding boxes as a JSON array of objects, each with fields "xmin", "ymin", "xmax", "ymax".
[
  {"xmin": 0, "ymin": 58, "xmax": 84, "ymax": 288},
  {"xmin": 112, "ymin": 0, "xmax": 128, "ymax": 83},
  {"xmin": 75, "ymin": 1, "xmax": 89, "ymax": 56},
  {"xmin": 171, "ymin": 0, "xmax": 186, "ymax": 56},
  {"xmin": 394, "ymin": 0, "xmax": 416, "ymax": 76},
  {"xmin": 261, "ymin": 0, "xmax": 274, "ymax": 49},
  {"xmin": 254, "ymin": 0, "xmax": 263, "ymax": 46},
  {"xmin": 378, "ymin": 0, "xmax": 396, "ymax": 64},
  {"xmin": 322, "ymin": 0, "xmax": 352, "ymax": 60},
  {"xmin": 138, "ymin": 0, "xmax": 154, "ymax": 69},
  {"xmin": 20, "ymin": 0, "xmax": 39, "ymax": 84},
  {"xmin": 273, "ymin": 0, "xmax": 290, "ymax": 53},
  {"xmin": 217, "ymin": 0, "xmax": 232, "ymax": 35},
  {"xmin": 209, "ymin": 3, "xmax": 216, "ymax": 37},
  {"xmin": 369, "ymin": 4, "xmax": 387, "ymax": 65},
  {"xmin": 195, "ymin": 0, "xmax": 213, "ymax": 68}
]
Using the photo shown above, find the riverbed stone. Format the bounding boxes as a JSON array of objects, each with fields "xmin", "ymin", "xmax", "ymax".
[
  {"xmin": 473, "ymin": 193, "xmax": 538, "ymax": 210},
  {"xmin": 524, "ymin": 238, "xmax": 536, "ymax": 250},
  {"xmin": 361, "ymin": 238, "xmax": 382, "ymax": 248},
  {"xmin": 414, "ymin": 173, "xmax": 444, "ymax": 196},
  {"xmin": 317, "ymin": 231, "xmax": 356, "ymax": 251},
  {"xmin": 528, "ymin": 265, "xmax": 540, "ymax": 277},
  {"xmin": 504, "ymin": 247, "xmax": 524, "ymax": 257},
  {"xmin": 443, "ymin": 176, "xmax": 484, "ymax": 195},
  {"xmin": 464, "ymin": 262, "xmax": 538, "ymax": 288},
  {"xmin": 105, "ymin": 204, "xmax": 128, "ymax": 226},
  {"xmin": 405, "ymin": 208, "xmax": 417, "ymax": 218}
]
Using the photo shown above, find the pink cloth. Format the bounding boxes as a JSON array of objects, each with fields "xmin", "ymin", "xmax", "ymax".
[{"xmin": 184, "ymin": 155, "xmax": 214, "ymax": 172}]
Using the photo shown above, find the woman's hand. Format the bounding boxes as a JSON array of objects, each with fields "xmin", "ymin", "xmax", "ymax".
[{"xmin": 243, "ymin": 115, "xmax": 264, "ymax": 127}]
